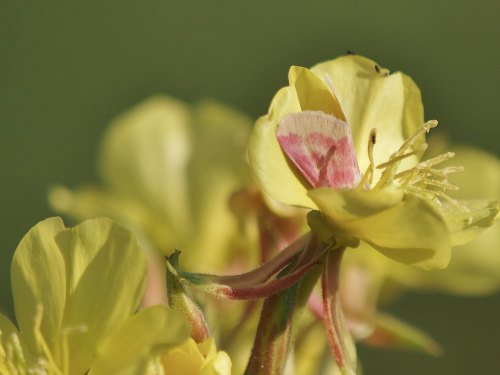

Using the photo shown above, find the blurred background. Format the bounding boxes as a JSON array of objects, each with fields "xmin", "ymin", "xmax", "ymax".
[{"xmin": 1, "ymin": 0, "xmax": 499, "ymax": 373}]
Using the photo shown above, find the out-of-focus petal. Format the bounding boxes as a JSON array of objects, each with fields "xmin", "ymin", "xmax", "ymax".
[
  {"xmin": 186, "ymin": 101, "xmax": 253, "ymax": 271},
  {"xmin": 99, "ymin": 96, "xmax": 193, "ymax": 246}
]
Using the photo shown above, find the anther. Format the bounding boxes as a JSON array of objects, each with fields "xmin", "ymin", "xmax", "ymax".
[
  {"xmin": 376, "ymin": 143, "xmax": 428, "ymax": 170},
  {"xmin": 356, "ymin": 129, "xmax": 377, "ymax": 190}
]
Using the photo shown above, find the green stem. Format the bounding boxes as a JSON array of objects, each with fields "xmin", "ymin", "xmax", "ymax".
[
  {"xmin": 166, "ymin": 251, "xmax": 210, "ymax": 343},
  {"xmin": 244, "ymin": 284, "xmax": 299, "ymax": 375}
]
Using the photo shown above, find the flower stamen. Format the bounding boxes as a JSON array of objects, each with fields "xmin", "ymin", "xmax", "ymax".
[
  {"xmin": 376, "ymin": 143, "xmax": 428, "ymax": 170},
  {"xmin": 396, "ymin": 120, "xmax": 438, "ymax": 157},
  {"xmin": 373, "ymin": 121, "xmax": 436, "ymax": 190},
  {"xmin": 364, "ymin": 119, "xmax": 468, "ymax": 211}
]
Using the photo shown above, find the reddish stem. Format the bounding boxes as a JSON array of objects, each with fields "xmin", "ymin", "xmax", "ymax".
[
  {"xmin": 321, "ymin": 248, "xmax": 357, "ymax": 374},
  {"xmin": 180, "ymin": 233, "xmax": 310, "ymax": 288}
]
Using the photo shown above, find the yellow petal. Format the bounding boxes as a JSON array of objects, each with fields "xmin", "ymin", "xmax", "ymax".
[
  {"xmin": 186, "ymin": 101, "xmax": 253, "ymax": 271},
  {"xmin": 48, "ymin": 185, "xmax": 151, "ymax": 231},
  {"xmin": 0, "ymin": 314, "xmax": 20, "ymax": 350},
  {"xmin": 387, "ymin": 220, "xmax": 500, "ymax": 296},
  {"xmin": 55, "ymin": 218, "xmax": 147, "ymax": 375},
  {"xmin": 162, "ymin": 338, "xmax": 205, "ymax": 375},
  {"xmin": 382, "ymin": 146, "xmax": 500, "ymax": 295},
  {"xmin": 311, "ymin": 55, "xmax": 425, "ymax": 177},
  {"xmin": 309, "ymin": 189, "xmax": 451, "ymax": 269},
  {"xmin": 90, "ymin": 306, "xmax": 190, "ymax": 375},
  {"xmin": 444, "ymin": 146, "xmax": 500, "ymax": 201},
  {"xmin": 248, "ymin": 90, "xmax": 316, "ymax": 208},
  {"xmin": 11, "ymin": 217, "xmax": 66, "ymax": 362},
  {"xmin": 162, "ymin": 337, "xmax": 232, "ymax": 375},
  {"xmin": 199, "ymin": 351, "xmax": 232, "ymax": 375},
  {"xmin": 99, "ymin": 96, "xmax": 193, "ymax": 243},
  {"xmin": 288, "ymin": 66, "xmax": 346, "ymax": 119},
  {"xmin": 441, "ymin": 199, "xmax": 498, "ymax": 246}
]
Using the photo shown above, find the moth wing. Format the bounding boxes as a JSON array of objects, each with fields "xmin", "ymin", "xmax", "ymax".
[{"xmin": 277, "ymin": 111, "xmax": 361, "ymax": 189}]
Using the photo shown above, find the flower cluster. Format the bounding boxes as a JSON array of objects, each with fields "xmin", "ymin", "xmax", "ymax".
[{"xmin": 2, "ymin": 55, "xmax": 498, "ymax": 375}]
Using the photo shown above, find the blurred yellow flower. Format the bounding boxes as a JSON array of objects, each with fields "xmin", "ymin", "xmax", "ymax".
[
  {"xmin": 0, "ymin": 217, "xmax": 189, "ymax": 375},
  {"xmin": 49, "ymin": 96, "xmax": 256, "ymax": 273},
  {"xmin": 162, "ymin": 337, "xmax": 231, "ymax": 375}
]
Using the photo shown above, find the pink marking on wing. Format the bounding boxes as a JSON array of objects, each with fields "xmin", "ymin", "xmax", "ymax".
[
  {"xmin": 278, "ymin": 134, "xmax": 321, "ymax": 186},
  {"xmin": 277, "ymin": 111, "xmax": 361, "ymax": 189}
]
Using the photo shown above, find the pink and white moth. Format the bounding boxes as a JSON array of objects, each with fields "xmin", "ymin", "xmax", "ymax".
[{"xmin": 277, "ymin": 111, "xmax": 362, "ymax": 189}]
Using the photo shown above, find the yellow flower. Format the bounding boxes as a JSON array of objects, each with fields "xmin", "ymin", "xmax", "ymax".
[
  {"xmin": 49, "ymin": 96, "xmax": 256, "ymax": 273},
  {"xmin": 162, "ymin": 337, "xmax": 231, "ymax": 375},
  {"xmin": 248, "ymin": 55, "xmax": 498, "ymax": 270},
  {"xmin": 0, "ymin": 217, "xmax": 189, "ymax": 374}
]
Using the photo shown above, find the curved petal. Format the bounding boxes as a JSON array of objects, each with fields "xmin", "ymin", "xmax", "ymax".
[
  {"xmin": 311, "ymin": 55, "xmax": 425, "ymax": 177},
  {"xmin": 187, "ymin": 101, "xmax": 254, "ymax": 271},
  {"xmin": 249, "ymin": 113, "xmax": 316, "ymax": 209},
  {"xmin": 90, "ymin": 306, "xmax": 190, "ymax": 375},
  {"xmin": 248, "ymin": 83, "xmax": 314, "ymax": 208},
  {"xmin": 162, "ymin": 337, "xmax": 231, "ymax": 375},
  {"xmin": 48, "ymin": 185, "xmax": 151, "ymax": 233},
  {"xmin": 386, "ymin": 221, "xmax": 500, "ymax": 295},
  {"xmin": 309, "ymin": 189, "xmax": 451, "ymax": 269},
  {"xmin": 55, "ymin": 218, "xmax": 147, "ymax": 375},
  {"xmin": 385, "ymin": 145, "xmax": 500, "ymax": 294},
  {"xmin": 11, "ymin": 217, "xmax": 66, "ymax": 362},
  {"xmin": 99, "ymin": 96, "xmax": 193, "ymax": 243},
  {"xmin": 288, "ymin": 66, "xmax": 345, "ymax": 119},
  {"xmin": 199, "ymin": 351, "xmax": 232, "ymax": 375},
  {"xmin": 442, "ymin": 199, "xmax": 498, "ymax": 246},
  {"xmin": 162, "ymin": 338, "xmax": 205, "ymax": 374},
  {"xmin": 445, "ymin": 146, "xmax": 500, "ymax": 201}
]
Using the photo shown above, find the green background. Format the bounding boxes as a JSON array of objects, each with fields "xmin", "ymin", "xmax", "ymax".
[{"xmin": 1, "ymin": 0, "xmax": 499, "ymax": 373}]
